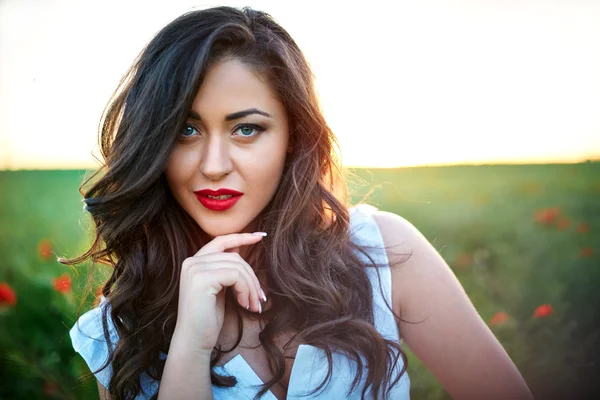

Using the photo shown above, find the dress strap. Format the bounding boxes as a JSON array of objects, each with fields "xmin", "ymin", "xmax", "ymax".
[{"xmin": 349, "ymin": 204, "xmax": 400, "ymax": 342}]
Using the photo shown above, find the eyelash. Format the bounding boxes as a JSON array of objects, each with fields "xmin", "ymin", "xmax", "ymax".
[{"xmin": 180, "ymin": 123, "xmax": 265, "ymax": 140}]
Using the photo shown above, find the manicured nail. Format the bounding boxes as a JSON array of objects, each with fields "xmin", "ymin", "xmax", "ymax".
[
  {"xmin": 258, "ymin": 303, "xmax": 262, "ymax": 314},
  {"xmin": 252, "ymin": 232, "xmax": 268, "ymax": 236},
  {"xmin": 246, "ymin": 304, "xmax": 249, "ymax": 310},
  {"xmin": 260, "ymin": 288, "xmax": 267, "ymax": 302}
]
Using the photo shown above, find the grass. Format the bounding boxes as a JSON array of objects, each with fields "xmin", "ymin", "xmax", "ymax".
[{"xmin": 0, "ymin": 163, "xmax": 599, "ymax": 399}]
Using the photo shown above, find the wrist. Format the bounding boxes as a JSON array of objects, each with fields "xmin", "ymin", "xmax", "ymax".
[{"xmin": 170, "ymin": 324, "xmax": 215, "ymax": 358}]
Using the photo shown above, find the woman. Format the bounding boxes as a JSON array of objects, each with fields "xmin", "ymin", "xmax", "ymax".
[{"xmin": 64, "ymin": 6, "xmax": 534, "ymax": 400}]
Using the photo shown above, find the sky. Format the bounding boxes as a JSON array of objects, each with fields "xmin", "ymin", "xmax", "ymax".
[{"xmin": 0, "ymin": 0, "xmax": 599, "ymax": 169}]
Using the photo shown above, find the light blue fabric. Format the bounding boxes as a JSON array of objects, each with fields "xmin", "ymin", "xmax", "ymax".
[{"xmin": 69, "ymin": 204, "xmax": 411, "ymax": 399}]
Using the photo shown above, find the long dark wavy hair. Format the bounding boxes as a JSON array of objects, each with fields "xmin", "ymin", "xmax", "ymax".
[{"xmin": 61, "ymin": 6, "xmax": 413, "ymax": 400}]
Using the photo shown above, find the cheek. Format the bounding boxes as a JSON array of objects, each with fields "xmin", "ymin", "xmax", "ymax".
[
  {"xmin": 246, "ymin": 137, "xmax": 287, "ymax": 177},
  {"xmin": 165, "ymin": 148, "xmax": 196, "ymax": 190},
  {"xmin": 255, "ymin": 144, "xmax": 285, "ymax": 162}
]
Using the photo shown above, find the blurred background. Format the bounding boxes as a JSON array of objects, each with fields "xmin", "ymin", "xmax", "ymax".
[{"xmin": 0, "ymin": 0, "xmax": 599, "ymax": 398}]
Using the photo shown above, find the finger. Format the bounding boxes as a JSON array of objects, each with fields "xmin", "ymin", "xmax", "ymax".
[
  {"xmin": 231, "ymin": 252, "xmax": 264, "ymax": 304},
  {"xmin": 225, "ymin": 246, "xmax": 240, "ymax": 254},
  {"xmin": 196, "ymin": 233, "xmax": 266, "ymax": 257},
  {"xmin": 195, "ymin": 259, "xmax": 262, "ymax": 313},
  {"xmin": 203, "ymin": 267, "xmax": 254, "ymax": 310},
  {"xmin": 223, "ymin": 247, "xmax": 263, "ymax": 302},
  {"xmin": 195, "ymin": 252, "xmax": 263, "ymax": 307}
]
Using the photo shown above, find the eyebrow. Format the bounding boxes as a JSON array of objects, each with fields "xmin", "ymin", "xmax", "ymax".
[{"xmin": 187, "ymin": 108, "xmax": 272, "ymax": 122}]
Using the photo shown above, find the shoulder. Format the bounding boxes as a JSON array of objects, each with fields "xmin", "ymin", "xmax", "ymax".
[
  {"xmin": 370, "ymin": 210, "xmax": 534, "ymax": 399},
  {"xmin": 69, "ymin": 299, "xmax": 118, "ymax": 390},
  {"xmin": 70, "ymin": 298, "xmax": 117, "ymax": 348},
  {"xmin": 370, "ymin": 210, "xmax": 460, "ymax": 321}
]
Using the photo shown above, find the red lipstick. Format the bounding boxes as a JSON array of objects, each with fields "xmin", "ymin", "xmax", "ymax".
[{"xmin": 194, "ymin": 188, "xmax": 243, "ymax": 211}]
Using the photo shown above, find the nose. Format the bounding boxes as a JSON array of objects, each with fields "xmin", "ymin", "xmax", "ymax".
[{"xmin": 199, "ymin": 135, "xmax": 233, "ymax": 180}]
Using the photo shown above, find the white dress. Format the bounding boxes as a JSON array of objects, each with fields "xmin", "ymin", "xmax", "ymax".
[{"xmin": 69, "ymin": 204, "xmax": 411, "ymax": 399}]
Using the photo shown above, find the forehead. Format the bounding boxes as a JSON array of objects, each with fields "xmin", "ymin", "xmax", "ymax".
[{"xmin": 191, "ymin": 58, "xmax": 284, "ymax": 118}]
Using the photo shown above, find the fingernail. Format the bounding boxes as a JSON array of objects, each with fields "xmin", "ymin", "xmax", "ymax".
[
  {"xmin": 258, "ymin": 303, "xmax": 262, "ymax": 313},
  {"xmin": 246, "ymin": 304, "xmax": 249, "ymax": 310},
  {"xmin": 252, "ymin": 232, "xmax": 268, "ymax": 236},
  {"xmin": 260, "ymin": 288, "xmax": 267, "ymax": 302}
]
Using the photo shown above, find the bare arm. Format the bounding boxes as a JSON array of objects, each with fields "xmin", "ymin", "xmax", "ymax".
[
  {"xmin": 97, "ymin": 380, "xmax": 111, "ymax": 400},
  {"xmin": 373, "ymin": 211, "xmax": 534, "ymax": 400},
  {"xmin": 95, "ymin": 328, "xmax": 214, "ymax": 400},
  {"xmin": 93, "ymin": 234, "xmax": 267, "ymax": 400},
  {"xmin": 158, "ymin": 325, "xmax": 214, "ymax": 400},
  {"xmin": 158, "ymin": 232, "xmax": 267, "ymax": 399}
]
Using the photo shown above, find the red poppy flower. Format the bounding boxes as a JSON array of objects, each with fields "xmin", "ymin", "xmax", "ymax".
[
  {"xmin": 454, "ymin": 253, "xmax": 473, "ymax": 268},
  {"xmin": 556, "ymin": 218, "xmax": 571, "ymax": 230},
  {"xmin": 0, "ymin": 282, "xmax": 17, "ymax": 306},
  {"xmin": 580, "ymin": 248, "xmax": 594, "ymax": 257},
  {"xmin": 577, "ymin": 222, "xmax": 590, "ymax": 233},
  {"xmin": 533, "ymin": 207, "xmax": 561, "ymax": 225},
  {"xmin": 533, "ymin": 304, "xmax": 553, "ymax": 318},
  {"xmin": 38, "ymin": 239, "xmax": 53, "ymax": 261},
  {"xmin": 52, "ymin": 273, "xmax": 72, "ymax": 293},
  {"xmin": 43, "ymin": 381, "xmax": 58, "ymax": 395},
  {"xmin": 489, "ymin": 311, "xmax": 510, "ymax": 325}
]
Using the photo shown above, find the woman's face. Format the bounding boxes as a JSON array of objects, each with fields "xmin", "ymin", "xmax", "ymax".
[{"xmin": 165, "ymin": 58, "xmax": 291, "ymax": 240}]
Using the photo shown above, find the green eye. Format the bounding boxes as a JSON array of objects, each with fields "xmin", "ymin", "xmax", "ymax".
[
  {"xmin": 182, "ymin": 125, "xmax": 198, "ymax": 137},
  {"xmin": 179, "ymin": 123, "xmax": 265, "ymax": 140},
  {"xmin": 234, "ymin": 124, "xmax": 265, "ymax": 138},
  {"xmin": 239, "ymin": 126, "xmax": 255, "ymax": 136}
]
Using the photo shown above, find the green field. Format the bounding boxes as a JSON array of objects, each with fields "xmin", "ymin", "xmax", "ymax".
[{"xmin": 1, "ymin": 163, "xmax": 599, "ymax": 399}]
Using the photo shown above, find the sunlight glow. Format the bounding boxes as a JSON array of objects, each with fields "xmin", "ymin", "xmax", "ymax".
[{"xmin": 1, "ymin": 0, "xmax": 599, "ymax": 169}]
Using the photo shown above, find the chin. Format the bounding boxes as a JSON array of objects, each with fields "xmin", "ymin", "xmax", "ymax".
[
  {"xmin": 197, "ymin": 220, "xmax": 248, "ymax": 238},
  {"xmin": 192, "ymin": 206, "xmax": 261, "ymax": 238},
  {"xmin": 201, "ymin": 227, "xmax": 239, "ymax": 238}
]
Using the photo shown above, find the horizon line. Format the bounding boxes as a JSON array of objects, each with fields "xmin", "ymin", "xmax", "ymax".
[{"xmin": 2, "ymin": 158, "xmax": 599, "ymax": 172}]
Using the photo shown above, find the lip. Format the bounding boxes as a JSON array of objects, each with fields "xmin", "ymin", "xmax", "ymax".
[
  {"xmin": 193, "ymin": 188, "xmax": 243, "ymax": 212},
  {"xmin": 195, "ymin": 188, "xmax": 244, "ymax": 196}
]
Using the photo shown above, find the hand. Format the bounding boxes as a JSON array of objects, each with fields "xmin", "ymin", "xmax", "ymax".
[{"xmin": 174, "ymin": 232, "xmax": 267, "ymax": 351}]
